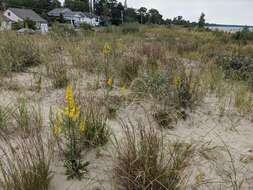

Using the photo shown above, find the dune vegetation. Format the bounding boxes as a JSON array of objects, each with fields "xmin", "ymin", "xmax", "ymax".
[{"xmin": 0, "ymin": 24, "xmax": 252, "ymax": 190}]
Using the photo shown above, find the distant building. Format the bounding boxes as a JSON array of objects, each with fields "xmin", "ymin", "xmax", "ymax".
[
  {"xmin": 48, "ymin": 8, "xmax": 71, "ymax": 17},
  {"xmin": 1, "ymin": 8, "xmax": 48, "ymax": 33},
  {"xmin": 48, "ymin": 8, "xmax": 100, "ymax": 27}
]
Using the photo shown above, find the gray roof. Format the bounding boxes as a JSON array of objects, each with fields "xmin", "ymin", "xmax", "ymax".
[
  {"xmin": 8, "ymin": 8, "xmax": 47, "ymax": 23},
  {"xmin": 63, "ymin": 11, "xmax": 98, "ymax": 19},
  {"xmin": 48, "ymin": 8, "xmax": 71, "ymax": 17}
]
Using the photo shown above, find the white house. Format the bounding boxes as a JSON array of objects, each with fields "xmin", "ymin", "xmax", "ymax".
[
  {"xmin": 1, "ymin": 8, "xmax": 48, "ymax": 33},
  {"xmin": 48, "ymin": 8, "xmax": 100, "ymax": 27},
  {"xmin": 63, "ymin": 11, "xmax": 100, "ymax": 27}
]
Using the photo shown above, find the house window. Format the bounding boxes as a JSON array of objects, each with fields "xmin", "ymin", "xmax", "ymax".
[{"xmin": 8, "ymin": 12, "xmax": 11, "ymax": 16}]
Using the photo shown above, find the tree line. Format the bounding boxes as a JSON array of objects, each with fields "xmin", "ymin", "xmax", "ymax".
[{"xmin": 0, "ymin": 0, "xmax": 206, "ymax": 28}]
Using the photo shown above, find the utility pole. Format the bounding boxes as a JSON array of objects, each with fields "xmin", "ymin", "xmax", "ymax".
[
  {"xmin": 89, "ymin": 0, "xmax": 94, "ymax": 13},
  {"xmin": 124, "ymin": 0, "xmax": 127, "ymax": 9}
]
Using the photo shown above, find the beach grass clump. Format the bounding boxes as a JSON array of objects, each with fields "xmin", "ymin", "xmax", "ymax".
[
  {"xmin": 47, "ymin": 54, "xmax": 69, "ymax": 89},
  {"xmin": 80, "ymin": 97, "xmax": 110, "ymax": 147},
  {"xmin": 0, "ymin": 105, "xmax": 13, "ymax": 130},
  {"xmin": 12, "ymin": 101, "xmax": 43, "ymax": 134},
  {"xmin": 113, "ymin": 120, "xmax": 192, "ymax": 190},
  {"xmin": 234, "ymin": 84, "xmax": 253, "ymax": 115},
  {"xmin": 0, "ymin": 128, "xmax": 53, "ymax": 190},
  {"xmin": 0, "ymin": 33, "xmax": 41, "ymax": 74},
  {"xmin": 141, "ymin": 42, "xmax": 167, "ymax": 69},
  {"xmin": 118, "ymin": 49, "xmax": 142, "ymax": 85}
]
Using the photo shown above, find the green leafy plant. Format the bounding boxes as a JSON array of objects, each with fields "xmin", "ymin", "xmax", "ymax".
[{"xmin": 51, "ymin": 84, "xmax": 89, "ymax": 180}]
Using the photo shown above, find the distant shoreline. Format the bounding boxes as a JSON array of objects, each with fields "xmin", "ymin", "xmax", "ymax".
[{"xmin": 207, "ymin": 24, "xmax": 253, "ymax": 28}]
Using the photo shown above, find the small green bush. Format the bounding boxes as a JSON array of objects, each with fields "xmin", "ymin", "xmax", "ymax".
[
  {"xmin": 80, "ymin": 22, "xmax": 92, "ymax": 31},
  {"xmin": 217, "ymin": 54, "xmax": 253, "ymax": 88},
  {"xmin": 231, "ymin": 27, "xmax": 253, "ymax": 43}
]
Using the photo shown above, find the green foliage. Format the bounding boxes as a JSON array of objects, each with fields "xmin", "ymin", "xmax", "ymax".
[
  {"xmin": 231, "ymin": 27, "xmax": 253, "ymax": 43},
  {"xmin": 147, "ymin": 8, "xmax": 163, "ymax": 24},
  {"xmin": 64, "ymin": 159, "xmax": 89, "ymax": 180},
  {"xmin": 64, "ymin": 0, "xmax": 89, "ymax": 12},
  {"xmin": 12, "ymin": 22, "xmax": 23, "ymax": 30},
  {"xmin": 198, "ymin": 12, "xmax": 206, "ymax": 29},
  {"xmin": 132, "ymin": 71, "xmax": 170, "ymax": 99},
  {"xmin": 24, "ymin": 18, "xmax": 36, "ymax": 30},
  {"xmin": 80, "ymin": 22, "xmax": 92, "ymax": 30},
  {"xmin": 217, "ymin": 54, "xmax": 253, "ymax": 88},
  {"xmin": 5, "ymin": 0, "xmax": 60, "ymax": 15}
]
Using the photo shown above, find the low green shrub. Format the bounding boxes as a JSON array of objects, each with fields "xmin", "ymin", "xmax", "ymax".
[
  {"xmin": 80, "ymin": 22, "xmax": 92, "ymax": 31},
  {"xmin": 217, "ymin": 54, "xmax": 253, "ymax": 88},
  {"xmin": 231, "ymin": 27, "xmax": 253, "ymax": 43}
]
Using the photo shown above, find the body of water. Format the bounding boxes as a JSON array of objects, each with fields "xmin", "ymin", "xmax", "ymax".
[{"xmin": 207, "ymin": 25, "xmax": 253, "ymax": 33}]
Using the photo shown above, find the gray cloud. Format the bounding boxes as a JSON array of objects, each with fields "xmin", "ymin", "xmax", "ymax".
[{"xmin": 120, "ymin": 0, "xmax": 253, "ymax": 25}]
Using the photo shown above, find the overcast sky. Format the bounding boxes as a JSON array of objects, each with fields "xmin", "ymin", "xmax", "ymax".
[
  {"xmin": 119, "ymin": 0, "xmax": 253, "ymax": 25},
  {"xmin": 58, "ymin": 0, "xmax": 253, "ymax": 25}
]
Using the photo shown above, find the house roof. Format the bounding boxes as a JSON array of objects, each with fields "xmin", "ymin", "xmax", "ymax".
[
  {"xmin": 48, "ymin": 8, "xmax": 71, "ymax": 17},
  {"xmin": 8, "ymin": 8, "xmax": 47, "ymax": 23},
  {"xmin": 63, "ymin": 11, "xmax": 98, "ymax": 19}
]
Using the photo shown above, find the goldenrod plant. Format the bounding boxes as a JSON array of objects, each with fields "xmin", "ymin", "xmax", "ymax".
[{"xmin": 52, "ymin": 84, "xmax": 89, "ymax": 180}]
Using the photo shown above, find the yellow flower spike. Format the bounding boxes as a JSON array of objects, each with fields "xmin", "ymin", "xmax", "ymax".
[
  {"xmin": 79, "ymin": 119, "xmax": 86, "ymax": 133},
  {"xmin": 173, "ymin": 76, "xmax": 181, "ymax": 88},
  {"xmin": 102, "ymin": 42, "xmax": 112, "ymax": 56},
  {"xmin": 64, "ymin": 84, "xmax": 80, "ymax": 120},
  {"xmin": 107, "ymin": 77, "xmax": 113, "ymax": 87}
]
